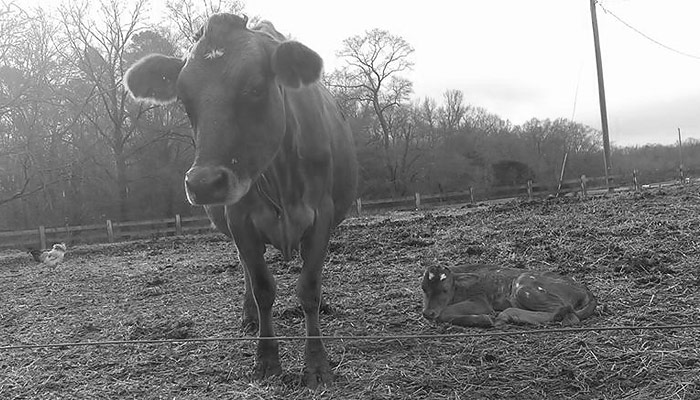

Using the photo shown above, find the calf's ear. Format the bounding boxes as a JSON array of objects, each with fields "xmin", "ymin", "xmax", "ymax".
[
  {"xmin": 124, "ymin": 54, "xmax": 185, "ymax": 104},
  {"xmin": 271, "ymin": 41, "xmax": 323, "ymax": 89}
]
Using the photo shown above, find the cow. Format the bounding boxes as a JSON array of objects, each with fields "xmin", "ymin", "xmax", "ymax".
[
  {"xmin": 124, "ymin": 14, "xmax": 358, "ymax": 387},
  {"xmin": 422, "ymin": 264, "xmax": 596, "ymax": 327}
]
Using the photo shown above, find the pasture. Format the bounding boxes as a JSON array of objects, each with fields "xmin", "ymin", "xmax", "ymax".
[{"xmin": 2, "ymin": 186, "xmax": 699, "ymax": 399}]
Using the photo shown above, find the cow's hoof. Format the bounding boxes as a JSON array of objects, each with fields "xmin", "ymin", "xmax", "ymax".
[
  {"xmin": 254, "ymin": 360, "xmax": 283, "ymax": 380},
  {"xmin": 303, "ymin": 365, "xmax": 334, "ymax": 389},
  {"xmin": 241, "ymin": 315, "xmax": 258, "ymax": 334},
  {"xmin": 560, "ymin": 314, "xmax": 580, "ymax": 326},
  {"xmin": 493, "ymin": 317, "xmax": 507, "ymax": 328},
  {"xmin": 319, "ymin": 300, "xmax": 335, "ymax": 315},
  {"xmin": 552, "ymin": 305, "xmax": 575, "ymax": 323}
]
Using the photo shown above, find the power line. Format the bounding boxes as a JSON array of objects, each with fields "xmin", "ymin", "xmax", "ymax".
[
  {"xmin": 570, "ymin": 59, "xmax": 584, "ymax": 121},
  {"xmin": 2, "ymin": 323, "xmax": 700, "ymax": 351},
  {"xmin": 598, "ymin": 2, "xmax": 700, "ymax": 60}
]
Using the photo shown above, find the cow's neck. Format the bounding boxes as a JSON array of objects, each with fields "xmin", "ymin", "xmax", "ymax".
[
  {"xmin": 247, "ymin": 92, "xmax": 325, "ymax": 259},
  {"xmin": 255, "ymin": 114, "xmax": 306, "ymax": 217}
]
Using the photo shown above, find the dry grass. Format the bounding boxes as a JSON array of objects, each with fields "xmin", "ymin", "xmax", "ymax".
[{"xmin": 1, "ymin": 185, "xmax": 699, "ymax": 399}]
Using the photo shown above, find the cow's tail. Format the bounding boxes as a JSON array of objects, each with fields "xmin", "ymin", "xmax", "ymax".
[{"xmin": 573, "ymin": 290, "xmax": 597, "ymax": 320}]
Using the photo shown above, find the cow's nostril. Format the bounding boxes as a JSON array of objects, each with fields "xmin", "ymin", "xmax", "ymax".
[
  {"xmin": 210, "ymin": 169, "xmax": 226, "ymax": 188},
  {"xmin": 185, "ymin": 166, "xmax": 231, "ymax": 203},
  {"xmin": 186, "ymin": 168, "xmax": 226, "ymax": 188}
]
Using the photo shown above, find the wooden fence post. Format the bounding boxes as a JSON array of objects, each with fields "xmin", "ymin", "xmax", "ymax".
[
  {"xmin": 469, "ymin": 187, "xmax": 474, "ymax": 204},
  {"xmin": 356, "ymin": 198, "xmax": 362, "ymax": 216},
  {"xmin": 527, "ymin": 180, "xmax": 533, "ymax": 201},
  {"xmin": 580, "ymin": 175, "xmax": 588, "ymax": 198},
  {"xmin": 633, "ymin": 169, "xmax": 640, "ymax": 192},
  {"xmin": 39, "ymin": 226, "xmax": 46, "ymax": 250},
  {"xmin": 106, "ymin": 220, "xmax": 114, "ymax": 243},
  {"xmin": 414, "ymin": 192, "xmax": 421, "ymax": 209},
  {"xmin": 175, "ymin": 214, "xmax": 182, "ymax": 236},
  {"xmin": 556, "ymin": 152, "xmax": 569, "ymax": 197}
]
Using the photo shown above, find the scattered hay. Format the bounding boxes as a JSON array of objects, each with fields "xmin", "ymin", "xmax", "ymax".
[{"xmin": 1, "ymin": 186, "xmax": 699, "ymax": 399}]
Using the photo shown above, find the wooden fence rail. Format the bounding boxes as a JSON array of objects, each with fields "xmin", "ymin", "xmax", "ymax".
[
  {"xmin": 0, "ymin": 215, "xmax": 213, "ymax": 250},
  {"xmin": 1, "ymin": 173, "xmax": 674, "ymax": 251}
]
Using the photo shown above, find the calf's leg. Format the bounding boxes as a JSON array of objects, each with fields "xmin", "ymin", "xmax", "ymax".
[
  {"xmin": 494, "ymin": 305, "xmax": 579, "ymax": 326},
  {"xmin": 495, "ymin": 308, "xmax": 557, "ymax": 326},
  {"xmin": 436, "ymin": 300, "xmax": 495, "ymax": 328}
]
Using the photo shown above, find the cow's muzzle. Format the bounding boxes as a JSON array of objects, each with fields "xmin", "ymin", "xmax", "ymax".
[{"xmin": 185, "ymin": 165, "xmax": 250, "ymax": 205}]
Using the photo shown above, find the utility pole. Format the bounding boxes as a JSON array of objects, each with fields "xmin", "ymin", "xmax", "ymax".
[
  {"xmin": 590, "ymin": 0, "xmax": 613, "ymax": 192},
  {"xmin": 678, "ymin": 127, "xmax": 684, "ymax": 183}
]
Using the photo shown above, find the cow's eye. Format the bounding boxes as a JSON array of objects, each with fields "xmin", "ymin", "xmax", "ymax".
[
  {"xmin": 243, "ymin": 85, "xmax": 265, "ymax": 101},
  {"xmin": 240, "ymin": 76, "xmax": 267, "ymax": 103},
  {"xmin": 248, "ymin": 88, "xmax": 261, "ymax": 98}
]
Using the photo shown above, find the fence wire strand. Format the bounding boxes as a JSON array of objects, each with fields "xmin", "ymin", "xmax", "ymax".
[{"xmin": 3, "ymin": 323, "xmax": 700, "ymax": 351}]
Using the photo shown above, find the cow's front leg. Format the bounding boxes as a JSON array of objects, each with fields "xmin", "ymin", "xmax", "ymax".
[
  {"xmin": 232, "ymin": 228, "xmax": 281, "ymax": 379},
  {"xmin": 205, "ymin": 206, "xmax": 258, "ymax": 332},
  {"xmin": 240, "ymin": 268, "xmax": 259, "ymax": 333},
  {"xmin": 299, "ymin": 212, "xmax": 334, "ymax": 388}
]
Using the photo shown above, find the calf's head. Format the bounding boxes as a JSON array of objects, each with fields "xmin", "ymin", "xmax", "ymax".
[
  {"xmin": 421, "ymin": 266, "xmax": 456, "ymax": 320},
  {"xmin": 124, "ymin": 14, "xmax": 323, "ymax": 205}
]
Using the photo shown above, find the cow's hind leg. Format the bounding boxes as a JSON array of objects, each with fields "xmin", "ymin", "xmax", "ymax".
[
  {"xmin": 506, "ymin": 278, "xmax": 581, "ymax": 326},
  {"xmin": 298, "ymin": 212, "xmax": 334, "ymax": 388}
]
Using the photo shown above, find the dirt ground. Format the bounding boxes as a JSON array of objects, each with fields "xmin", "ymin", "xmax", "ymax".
[{"xmin": 1, "ymin": 186, "xmax": 699, "ymax": 399}]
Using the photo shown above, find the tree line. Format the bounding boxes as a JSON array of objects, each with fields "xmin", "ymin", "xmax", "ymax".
[{"xmin": 1, "ymin": 0, "xmax": 696, "ymax": 231}]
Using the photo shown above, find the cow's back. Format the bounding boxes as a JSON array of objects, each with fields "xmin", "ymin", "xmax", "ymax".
[{"xmin": 450, "ymin": 264, "xmax": 523, "ymax": 309}]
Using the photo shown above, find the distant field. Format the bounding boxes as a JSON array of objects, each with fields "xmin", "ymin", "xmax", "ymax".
[{"xmin": 2, "ymin": 186, "xmax": 699, "ymax": 399}]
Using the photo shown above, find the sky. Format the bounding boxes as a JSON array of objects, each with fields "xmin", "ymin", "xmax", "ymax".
[
  {"xmin": 23, "ymin": 0, "xmax": 700, "ymax": 147},
  {"xmin": 241, "ymin": 0, "xmax": 700, "ymax": 147}
]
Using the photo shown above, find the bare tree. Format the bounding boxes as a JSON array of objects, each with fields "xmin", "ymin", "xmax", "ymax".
[
  {"xmin": 0, "ymin": 3, "xmax": 73, "ymax": 222},
  {"xmin": 0, "ymin": 1, "xmax": 34, "ymax": 117},
  {"xmin": 334, "ymin": 28, "xmax": 414, "ymax": 194},
  {"xmin": 464, "ymin": 106, "xmax": 512, "ymax": 136},
  {"xmin": 440, "ymin": 89, "xmax": 466, "ymax": 134},
  {"xmin": 164, "ymin": 0, "xmax": 245, "ymax": 47},
  {"xmin": 57, "ymin": 0, "xmax": 147, "ymax": 221}
]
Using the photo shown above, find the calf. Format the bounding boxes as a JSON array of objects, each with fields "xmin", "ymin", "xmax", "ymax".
[{"xmin": 422, "ymin": 264, "xmax": 596, "ymax": 327}]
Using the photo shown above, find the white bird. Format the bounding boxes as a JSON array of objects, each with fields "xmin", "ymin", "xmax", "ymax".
[{"xmin": 29, "ymin": 243, "xmax": 67, "ymax": 267}]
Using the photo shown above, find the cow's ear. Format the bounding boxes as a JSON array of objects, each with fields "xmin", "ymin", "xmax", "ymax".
[
  {"xmin": 124, "ymin": 54, "xmax": 184, "ymax": 104},
  {"xmin": 271, "ymin": 41, "xmax": 322, "ymax": 89}
]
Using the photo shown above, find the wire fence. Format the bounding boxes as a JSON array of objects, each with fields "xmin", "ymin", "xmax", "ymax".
[{"xmin": 3, "ymin": 323, "xmax": 700, "ymax": 351}]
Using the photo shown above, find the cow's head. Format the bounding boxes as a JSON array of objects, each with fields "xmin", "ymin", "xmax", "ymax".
[
  {"xmin": 421, "ymin": 265, "xmax": 456, "ymax": 320},
  {"xmin": 124, "ymin": 14, "xmax": 323, "ymax": 205}
]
